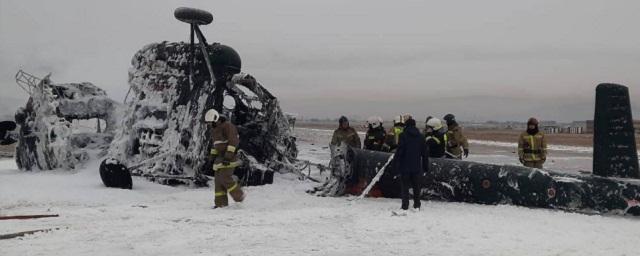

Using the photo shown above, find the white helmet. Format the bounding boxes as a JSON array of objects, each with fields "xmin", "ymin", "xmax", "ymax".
[
  {"xmin": 366, "ymin": 116, "xmax": 383, "ymax": 127},
  {"xmin": 426, "ymin": 117, "xmax": 443, "ymax": 130},
  {"xmin": 393, "ymin": 115, "xmax": 404, "ymax": 125},
  {"xmin": 402, "ymin": 113, "xmax": 412, "ymax": 122},
  {"xmin": 204, "ymin": 109, "xmax": 220, "ymax": 122}
]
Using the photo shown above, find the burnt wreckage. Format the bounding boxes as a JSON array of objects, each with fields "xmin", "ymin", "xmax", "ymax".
[
  {"xmin": 102, "ymin": 46, "xmax": 297, "ymax": 187},
  {"xmin": 10, "ymin": 70, "xmax": 119, "ymax": 171},
  {"xmin": 3, "ymin": 7, "xmax": 639, "ymax": 217},
  {"xmin": 8, "ymin": 7, "xmax": 300, "ymax": 188},
  {"xmin": 313, "ymin": 84, "xmax": 640, "ymax": 217},
  {"xmin": 102, "ymin": 7, "xmax": 299, "ymax": 188}
]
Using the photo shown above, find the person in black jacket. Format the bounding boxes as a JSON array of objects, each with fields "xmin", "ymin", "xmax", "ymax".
[{"xmin": 394, "ymin": 117, "xmax": 429, "ymax": 213}]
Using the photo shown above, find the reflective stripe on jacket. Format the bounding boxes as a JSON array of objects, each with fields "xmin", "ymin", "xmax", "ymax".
[
  {"xmin": 518, "ymin": 131, "xmax": 547, "ymax": 162},
  {"xmin": 212, "ymin": 121, "xmax": 241, "ymax": 170}
]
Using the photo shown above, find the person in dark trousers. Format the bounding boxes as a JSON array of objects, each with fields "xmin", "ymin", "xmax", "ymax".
[
  {"xmin": 394, "ymin": 117, "xmax": 429, "ymax": 215},
  {"xmin": 206, "ymin": 109, "xmax": 245, "ymax": 208}
]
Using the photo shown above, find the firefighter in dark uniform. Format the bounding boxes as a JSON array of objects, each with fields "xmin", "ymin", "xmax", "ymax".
[
  {"xmin": 424, "ymin": 117, "xmax": 447, "ymax": 158},
  {"xmin": 206, "ymin": 109, "xmax": 246, "ymax": 208},
  {"xmin": 364, "ymin": 116, "xmax": 386, "ymax": 151}
]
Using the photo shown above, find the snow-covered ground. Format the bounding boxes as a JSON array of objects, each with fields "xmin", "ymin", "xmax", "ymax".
[{"xmin": 1, "ymin": 128, "xmax": 640, "ymax": 256}]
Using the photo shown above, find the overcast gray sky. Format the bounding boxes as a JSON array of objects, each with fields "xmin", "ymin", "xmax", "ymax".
[{"xmin": 1, "ymin": 0, "xmax": 639, "ymax": 122}]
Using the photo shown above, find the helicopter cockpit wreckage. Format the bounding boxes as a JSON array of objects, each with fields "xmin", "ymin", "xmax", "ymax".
[
  {"xmin": 1, "ymin": 7, "xmax": 639, "ymax": 218},
  {"xmin": 4, "ymin": 7, "xmax": 303, "ymax": 189}
]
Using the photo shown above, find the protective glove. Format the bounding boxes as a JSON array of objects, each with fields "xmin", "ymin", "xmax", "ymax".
[{"xmin": 463, "ymin": 148, "xmax": 469, "ymax": 158}]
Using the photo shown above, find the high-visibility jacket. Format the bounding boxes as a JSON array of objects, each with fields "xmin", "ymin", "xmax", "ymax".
[
  {"xmin": 211, "ymin": 121, "xmax": 241, "ymax": 171},
  {"xmin": 384, "ymin": 125, "xmax": 404, "ymax": 152},
  {"xmin": 518, "ymin": 131, "xmax": 547, "ymax": 162}
]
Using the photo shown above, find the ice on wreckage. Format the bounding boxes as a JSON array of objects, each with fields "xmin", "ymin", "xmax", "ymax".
[
  {"xmin": 105, "ymin": 41, "xmax": 299, "ymax": 187},
  {"xmin": 10, "ymin": 40, "xmax": 298, "ymax": 189},
  {"xmin": 13, "ymin": 75, "xmax": 120, "ymax": 171}
]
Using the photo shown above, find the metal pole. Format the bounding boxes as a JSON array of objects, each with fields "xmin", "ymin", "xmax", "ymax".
[
  {"xmin": 193, "ymin": 25, "xmax": 216, "ymax": 88},
  {"xmin": 189, "ymin": 23, "xmax": 195, "ymax": 87}
]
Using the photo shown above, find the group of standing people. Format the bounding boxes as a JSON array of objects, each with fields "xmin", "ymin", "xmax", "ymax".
[
  {"xmin": 330, "ymin": 114, "xmax": 548, "ymax": 214},
  {"xmin": 202, "ymin": 106, "xmax": 547, "ymax": 211},
  {"xmin": 330, "ymin": 114, "xmax": 470, "ymax": 159},
  {"xmin": 330, "ymin": 113, "xmax": 470, "ymax": 214}
]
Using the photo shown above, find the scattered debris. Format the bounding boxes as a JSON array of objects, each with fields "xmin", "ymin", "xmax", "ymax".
[
  {"xmin": 0, "ymin": 214, "xmax": 59, "ymax": 220},
  {"xmin": 0, "ymin": 228, "xmax": 63, "ymax": 240}
]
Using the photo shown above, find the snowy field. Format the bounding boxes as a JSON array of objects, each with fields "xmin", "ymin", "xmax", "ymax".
[{"xmin": 2, "ymin": 128, "xmax": 640, "ymax": 256}]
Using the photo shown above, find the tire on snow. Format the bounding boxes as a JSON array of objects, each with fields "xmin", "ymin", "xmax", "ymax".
[
  {"xmin": 0, "ymin": 121, "xmax": 17, "ymax": 145},
  {"xmin": 100, "ymin": 158, "xmax": 132, "ymax": 189},
  {"xmin": 174, "ymin": 7, "xmax": 213, "ymax": 25}
]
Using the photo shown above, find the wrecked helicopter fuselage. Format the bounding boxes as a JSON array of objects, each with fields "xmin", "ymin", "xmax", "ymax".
[
  {"xmin": 12, "ymin": 71, "xmax": 120, "ymax": 171},
  {"xmin": 312, "ymin": 147, "xmax": 640, "ymax": 216},
  {"xmin": 99, "ymin": 7, "xmax": 300, "ymax": 188},
  {"xmin": 11, "ymin": 42, "xmax": 300, "ymax": 189},
  {"xmin": 10, "ymin": 7, "xmax": 303, "ymax": 190},
  {"xmin": 102, "ymin": 41, "xmax": 298, "ymax": 187}
]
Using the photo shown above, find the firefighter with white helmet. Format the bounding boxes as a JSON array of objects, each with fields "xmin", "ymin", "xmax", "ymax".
[
  {"xmin": 364, "ymin": 116, "xmax": 386, "ymax": 151},
  {"xmin": 402, "ymin": 113, "xmax": 412, "ymax": 122},
  {"xmin": 205, "ymin": 109, "xmax": 245, "ymax": 208},
  {"xmin": 424, "ymin": 117, "xmax": 447, "ymax": 158}
]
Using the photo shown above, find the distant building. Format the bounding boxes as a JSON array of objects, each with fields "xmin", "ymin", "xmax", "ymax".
[
  {"xmin": 571, "ymin": 120, "xmax": 587, "ymax": 128},
  {"xmin": 543, "ymin": 126, "xmax": 561, "ymax": 134},
  {"xmin": 585, "ymin": 120, "xmax": 640, "ymax": 134},
  {"xmin": 565, "ymin": 126, "xmax": 584, "ymax": 134},
  {"xmin": 562, "ymin": 121, "xmax": 587, "ymax": 134},
  {"xmin": 539, "ymin": 120, "xmax": 557, "ymax": 127}
]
